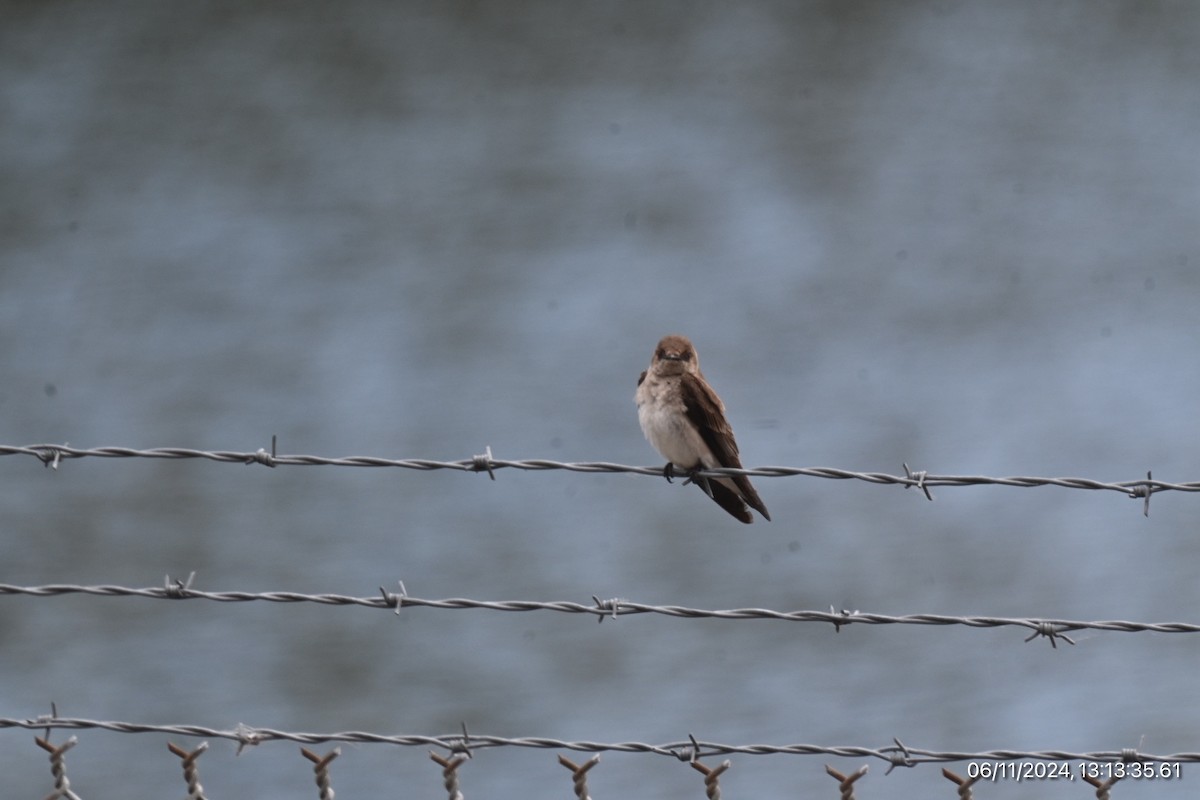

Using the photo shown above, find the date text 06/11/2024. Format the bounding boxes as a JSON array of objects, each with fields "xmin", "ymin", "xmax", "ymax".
[{"xmin": 966, "ymin": 761, "xmax": 1182, "ymax": 782}]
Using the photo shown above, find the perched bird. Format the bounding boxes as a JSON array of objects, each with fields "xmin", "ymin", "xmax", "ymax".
[{"xmin": 635, "ymin": 334, "xmax": 770, "ymax": 523}]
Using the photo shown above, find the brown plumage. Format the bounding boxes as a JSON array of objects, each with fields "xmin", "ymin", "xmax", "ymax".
[{"xmin": 636, "ymin": 335, "xmax": 770, "ymax": 523}]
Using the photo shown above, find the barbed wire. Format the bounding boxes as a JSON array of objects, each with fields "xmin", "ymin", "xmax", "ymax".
[
  {"xmin": 19, "ymin": 726, "xmax": 1168, "ymax": 800},
  {"xmin": 8, "ymin": 443, "xmax": 1188, "ymax": 798},
  {"xmin": 6, "ymin": 716, "xmax": 1196, "ymax": 765},
  {"xmin": 3, "ymin": 579, "xmax": 1199, "ymax": 645},
  {"xmin": 0, "ymin": 442, "xmax": 1180, "ymax": 512}
]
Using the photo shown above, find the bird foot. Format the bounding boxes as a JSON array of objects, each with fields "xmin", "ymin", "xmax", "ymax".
[{"xmin": 682, "ymin": 468, "xmax": 715, "ymax": 499}]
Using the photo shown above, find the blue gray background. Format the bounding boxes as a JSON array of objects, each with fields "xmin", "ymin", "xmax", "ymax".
[{"xmin": 3, "ymin": 2, "xmax": 1199, "ymax": 798}]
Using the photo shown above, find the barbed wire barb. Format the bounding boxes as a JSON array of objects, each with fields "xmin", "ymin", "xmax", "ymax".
[
  {"xmin": 36, "ymin": 735, "xmax": 82, "ymax": 800},
  {"xmin": 884, "ymin": 737, "xmax": 914, "ymax": 775},
  {"xmin": 941, "ymin": 767, "xmax": 979, "ymax": 800},
  {"xmin": 168, "ymin": 741, "xmax": 210, "ymax": 800},
  {"xmin": 472, "ymin": 445, "xmax": 496, "ymax": 480},
  {"xmin": 829, "ymin": 606, "xmax": 859, "ymax": 633},
  {"xmin": 824, "ymin": 764, "xmax": 868, "ymax": 800},
  {"xmin": 592, "ymin": 595, "xmax": 623, "ymax": 623},
  {"xmin": 1024, "ymin": 622, "xmax": 1076, "ymax": 648},
  {"xmin": 453, "ymin": 721, "xmax": 474, "ymax": 758},
  {"xmin": 430, "ymin": 750, "xmax": 467, "ymax": 800},
  {"xmin": 1124, "ymin": 736, "xmax": 1147, "ymax": 762},
  {"xmin": 164, "ymin": 571, "xmax": 197, "ymax": 598},
  {"xmin": 903, "ymin": 462, "xmax": 933, "ymax": 501},
  {"xmin": 559, "ymin": 754, "xmax": 600, "ymax": 800},
  {"xmin": 380, "ymin": 580, "xmax": 407, "ymax": 615},
  {"xmin": 234, "ymin": 722, "xmax": 263, "ymax": 756},
  {"xmin": 1131, "ymin": 469, "xmax": 1154, "ymax": 516},
  {"xmin": 38, "ymin": 701, "xmax": 60, "ymax": 742},
  {"xmin": 249, "ymin": 434, "xmax": 277, "ymax": 468},
  {"xmin": 1083, "ymin": 772, "xmax": 1119, "ymax": 799},
  {"xmin": 301, "ymin": 747, "xmax": 340, "ymax": 800},
  {"xmin": 690, "ymin": 758, "xmax": 730, "ymax": 800},
  {"xmin": 38, "ymin": 442, "xmax": 66, "ymax": 470}
]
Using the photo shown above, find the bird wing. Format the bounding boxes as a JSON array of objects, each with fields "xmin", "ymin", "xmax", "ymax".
[
  {"xmin": 679, "ymin": 371, "xmax": 741, "ymax": 467},
  {"xmin": 679, "ymin": 372, "xmax": 770, "ymax": 521}
]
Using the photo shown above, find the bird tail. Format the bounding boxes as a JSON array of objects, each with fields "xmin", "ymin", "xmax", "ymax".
[
  {"xmin": 695, "ymin": 476, "xmax": 754, "ymax": 524},
  {"xmin": 732, "ymin": 474, "xmax": 771, "ymax": 522}
]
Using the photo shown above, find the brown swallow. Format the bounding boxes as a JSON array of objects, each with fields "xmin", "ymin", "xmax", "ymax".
[{"xmin": 635, "ymin": 334, "xmax": 770, "ymax": 523}]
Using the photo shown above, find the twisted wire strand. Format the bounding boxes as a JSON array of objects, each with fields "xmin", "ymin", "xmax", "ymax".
[
  {"xmin": 2, "ymin": 718, "xmax": 1195, "ymax": 765},
  {"xmin": 1, "ymin": 583, "xmax": 1197, "ymax": 638},
  {"xmin": 0, "ymin": 443, "xmax": 1187, "ymax": 497}
]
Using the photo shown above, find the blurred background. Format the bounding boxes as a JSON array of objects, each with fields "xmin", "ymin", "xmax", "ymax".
[{"xmin": 3, "ymin": 2, "xmax": 1200, "ymax": 797}]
